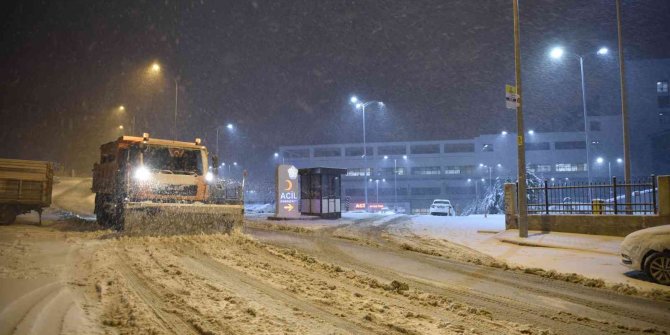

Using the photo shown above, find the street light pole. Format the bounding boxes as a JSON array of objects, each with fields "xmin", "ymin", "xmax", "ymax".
[
  {"xmin": 513, "ymin": 0, "xmax": 529, "ymax": 238},
  {"xmin": 173, "ymin": 78, "xmax": 178, "ymax": 140},
  {"xmin": 351, "ymin": 96, "xmax": 384, "ymax": 212},
  {"xmin": 363, "ymin": 104, "xmax": 368, "ymax": 210},
  {"xmin": 394, "ymin": 159, "xmax": 398, "ymax": 211},
  {"xmin": 579, "ymin": 56, "xmax": 593, "ymax": 193},
  {"xmin": 616, "ymin": 0, "xmax": 632, "ymax": 213}
]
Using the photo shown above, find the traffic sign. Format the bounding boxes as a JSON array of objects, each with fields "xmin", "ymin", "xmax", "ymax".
[{"xmin": 506, "ymin": 84, "xmax": 520, "ymax": 109}]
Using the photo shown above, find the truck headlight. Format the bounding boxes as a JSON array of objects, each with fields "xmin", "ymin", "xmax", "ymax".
[
  {"xmin": 205, "ymin": 171, "xmax": 214, "ymax": 182},
  {"xmin": 134, "ymin": 166, "xmax": 151, "ymax": 181}
]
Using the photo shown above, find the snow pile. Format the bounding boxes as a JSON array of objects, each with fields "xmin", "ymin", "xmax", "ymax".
[{"xmin": 245, "ymin": 203, "xmax": 275, "ymax": 214}]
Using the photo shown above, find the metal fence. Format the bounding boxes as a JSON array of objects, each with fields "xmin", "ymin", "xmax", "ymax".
[{"xmin": 526, "ymin": 176, "xmax": 657, "ymax": 215}]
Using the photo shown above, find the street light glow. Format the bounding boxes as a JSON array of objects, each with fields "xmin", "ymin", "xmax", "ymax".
[
  {"xmin": 528, "ymin": 130, "xmax": 535, "ymax": 135},
  {"xmin": 501, "ymin": 130, "xmax": 508, "ymax": 135},
  {"xmin": 550, "ymin": 47, "xmax": 564, "ymax": 59},
  {"xmin": 467, "ymin": 178, "xmax": 472, "ymax": 182},
  {"xmin": 355, "ymin": 103, "xmax": 363, "ymax": 109},
  {"xmin": 402, "ymin": 155, "xmax": 407, "ymax": 160},
  {"xmin": 597, "ymin": 47, "xmax": 609, "ymax": 55},
  {"xmin": 383, "ymin": 155, "xmax": 388, "ymax": 159},
  {"xmin": 118, "ymin": 105, "xmax": 125, "ymax": 111},
  {"xmin": 118, "ymin": 125, "xmax": 124, "ymax": 130},
  {"xmin": 479, "ymin": 163, "xmax": 484, "ymax": 167},
  {"xmin": 233, "ymin": 162, "xmax": 238, "ymax": 166},
  {"xmin": 274, "ymin": 152, "xmax": 279, "ymax": 158},
  {"xmin": 226, "ymin": 123, "xmax": 234, "ymax": 130},
  {"xmin": 596, "ymin": 157, "xmax": 604, "ymax": 164},
  {"xmin": 150, "ymin": 62, "xmax": 161, "ymax": 72},
  {"xmin": 350, "ymin": 96, "xmax": 358, "ymax": 104},
  {"xmin": 497, "ymin": 163, "xmax": 502, "ymax": 167},
  {"xmin": 616, "ymin": 158, "xmax": 623, "ymax": 163}
]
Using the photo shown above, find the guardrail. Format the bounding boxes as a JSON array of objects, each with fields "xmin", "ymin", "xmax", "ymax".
[{"xmin": 525, "ymin": 176, "xmax": 657, "ymax": 215}]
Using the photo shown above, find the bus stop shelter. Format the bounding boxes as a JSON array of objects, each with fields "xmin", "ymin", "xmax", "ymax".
[{"xmin": 299, "ymin": 167, "xmax": 347, "ymax": 219}]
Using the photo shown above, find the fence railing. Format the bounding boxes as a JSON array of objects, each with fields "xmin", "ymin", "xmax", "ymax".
[{"xmin": 525, "ymin": 176, "xmax": 657, "ymax": 215}]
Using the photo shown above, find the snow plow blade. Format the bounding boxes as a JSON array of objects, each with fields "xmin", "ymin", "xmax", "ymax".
[{"xmin": 122, "ymin": 202, "xmax": 243, "ymax": 236}]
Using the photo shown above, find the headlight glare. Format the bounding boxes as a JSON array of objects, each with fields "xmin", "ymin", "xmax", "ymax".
[{"xmin": 134, "ymin": 166, "xmax": 151, "ymax": 181}]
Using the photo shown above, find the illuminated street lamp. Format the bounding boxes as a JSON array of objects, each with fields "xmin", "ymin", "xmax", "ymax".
[
  {"xmin": 595, "ymin": 156, "xmax": 623, "ymax": 181},
  {"xmin": 549, "ymin": 46, "xmax": 609, "ymax": 190},
  {"xmin": 147, "ymin": 61, "xmax": 179, "ymax": 140},
  {"xmin": 215, "ymin": 123, "xmax": 235, "ymax": 162},
  {"xmin": 350, "ymin": 95, "xmax": 384, "ymax": 212}
]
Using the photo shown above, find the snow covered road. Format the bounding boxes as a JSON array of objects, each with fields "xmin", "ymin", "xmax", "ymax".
[{"xmin": 0, "ymin": 178, "xmax": 668, "ymax": 334}]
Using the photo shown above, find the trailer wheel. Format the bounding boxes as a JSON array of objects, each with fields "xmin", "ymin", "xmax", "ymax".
[{"xmin": 0, "ymin": 206, "xmax": 17, "ymax": 225}]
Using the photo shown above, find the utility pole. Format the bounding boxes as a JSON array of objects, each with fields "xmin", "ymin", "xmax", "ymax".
[
  {"xmin": 616, "ymin": 0, "xmax": 632, "ymax": 213},
  {"xmin": 394, "ymin": 159, "xmax": 398, "ymax": 211},
  {"xmin": 174, "ymin": 79, "xmax": 178, "ymax": 141},
  {"xmin": 579, "ymin": 56, "xmax": 593, "ymax": 195},
  {"xmin": 513, "ymin": 0, "xmax": 529, "ymax": 238}
]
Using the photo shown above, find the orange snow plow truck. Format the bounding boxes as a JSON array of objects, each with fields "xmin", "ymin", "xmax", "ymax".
[{"xmin": 92, "ymin": 133, "xmax": 243, "ymax": 236}]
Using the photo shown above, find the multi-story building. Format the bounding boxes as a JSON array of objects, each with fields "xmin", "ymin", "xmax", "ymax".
[
  {"xmin": 279, "ymin": 116, "xmax": 633, "ymax": 214},
  {"xmin": 277, "ymin": 58, "xmax": 670, "ymax": 214}
]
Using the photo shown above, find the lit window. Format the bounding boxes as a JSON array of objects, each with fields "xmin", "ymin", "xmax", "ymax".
[
  {"xmin": 346, "ymin": 168, "xmax": 371, "ymax": 177},
  {"xmin": 412, "ymin": 166, "xmax": 441, "ymax": 175},
  {"xmin": 555, "ymin": 163, "xmax": 587, "ymax": 172}
]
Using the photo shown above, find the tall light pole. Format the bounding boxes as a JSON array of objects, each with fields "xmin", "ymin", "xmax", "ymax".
[
  {"xmin": 274, "ymin": 152, "xmax": 285, "ymax": 164},
  {"xmin": 148, "ymin": 62, "xmax": 179, "ymax": 140},
  {"xmin": 512, "ymin": 0, "xmax": 528, "ymax": 238},
  {"xmin": 384, "ymin": 155, "xmax": 403, "ymax": 212},
  {"xmin": 616, "ymin": 0, "xmax": 632, "ymax": 213},
  {"xmin": 116, "ymin": 105, "xmax": 134, "ymax": 135},
  {"xmin": 350, "ymin": 96, "xmax": 384, "ymax": 212},
  {"xmin": 216, "ymin": 123, "xmax": 234, "ymax": 160},
  {"xmin": 596, "ymin": 157, "xmax": 623, "ymax": 182},
  {"xmin": 549, "ymin": 46, "xmax": 609, "ymax": 192}
]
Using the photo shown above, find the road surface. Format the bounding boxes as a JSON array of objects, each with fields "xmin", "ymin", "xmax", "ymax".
[{"xmin": 0, "ymin": 177, "xmax": 668, "ymax": 334}]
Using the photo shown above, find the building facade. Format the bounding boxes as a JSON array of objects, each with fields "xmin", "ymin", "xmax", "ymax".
[
  {"xmin": 278, "ymin": 116, "xmax": 634, "ymax": 214},
  {"xmin": 277, "ymin": 58, "xmax": 670, "ymax": 214}
]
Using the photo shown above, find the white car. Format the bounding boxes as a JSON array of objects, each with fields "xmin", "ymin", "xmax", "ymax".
[
  {"xmin": 620, "ymin": 225, "xmax": 670, "ymax": 285},
  {"xmin": 429, "ymin": 199, "xmax": 455, "ymax": 216}
]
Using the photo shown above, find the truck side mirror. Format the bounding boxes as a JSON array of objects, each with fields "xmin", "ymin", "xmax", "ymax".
[{"xmin": 211, "ymin": 155, "xmax": 219, "ymax": 167}]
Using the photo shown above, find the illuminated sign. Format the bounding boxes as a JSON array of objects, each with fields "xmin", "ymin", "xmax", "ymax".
[
  {"xmin": 276, "ymin": 165, "xmax": 300, "ymax": 218},
  {"xmin": 354, "ymin": 203, "xmax": 384, "ymax": 210}
]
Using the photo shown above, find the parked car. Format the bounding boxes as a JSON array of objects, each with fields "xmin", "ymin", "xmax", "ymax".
[
  {"xmin": 620, "ymin": 225, "xmax": 670, "ymax": 285},
  {"xmin": 429, "ymin": 199, "xmax": 454, "ymax": 216}
]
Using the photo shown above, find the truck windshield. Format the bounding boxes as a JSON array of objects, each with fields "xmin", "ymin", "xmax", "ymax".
[{"xmin": 142, "ymin": 146, "xmax": 203, "ymax": 175}]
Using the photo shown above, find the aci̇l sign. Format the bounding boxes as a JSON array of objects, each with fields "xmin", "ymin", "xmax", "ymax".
[{"xmin": 276, "ymin": 165, "xmax": 300, "ymax": 218}]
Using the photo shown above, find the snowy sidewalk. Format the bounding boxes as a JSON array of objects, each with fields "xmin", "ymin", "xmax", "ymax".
[{"xmin": 405, "ymin": 214, "xmax": 669, "ymax": 292}]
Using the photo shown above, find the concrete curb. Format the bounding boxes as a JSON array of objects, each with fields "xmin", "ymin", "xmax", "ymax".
[{"xmin": 494, "ymin": 230, "xmax": 619, "ymax": 256}]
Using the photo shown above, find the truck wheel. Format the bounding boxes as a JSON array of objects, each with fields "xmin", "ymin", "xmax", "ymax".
[
  {"xmin": 645, "ymin": 252, "xmax": 670, "ymax": 285},
  {"xmin": 0, "ymin": 206, "xmax": 17, "ymax": 225}
]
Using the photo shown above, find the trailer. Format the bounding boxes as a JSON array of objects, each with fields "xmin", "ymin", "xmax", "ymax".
[{"xmin": 0, "ymin": 158, "xmax": 53, "ymax": 224}]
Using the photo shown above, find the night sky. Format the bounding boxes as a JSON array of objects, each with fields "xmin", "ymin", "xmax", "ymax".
[{"xmin": 1, "ymin": 0, "xmax": 669, "ymax": 180}]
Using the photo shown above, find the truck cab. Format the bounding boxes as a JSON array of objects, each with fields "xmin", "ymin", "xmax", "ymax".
[{"xmin": 92, "ymin": 133, "xmax": 243, "ymax": 231}]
